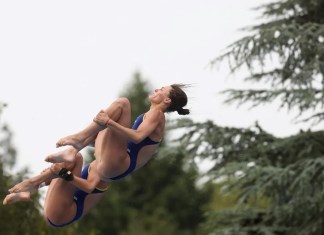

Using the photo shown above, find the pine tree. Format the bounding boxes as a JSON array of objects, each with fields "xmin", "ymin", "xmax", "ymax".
[
  {"xmin": 174, "ymin": 0, "xmax": 324, "ymax": 234},
  {"xmin": 212, "ymin": 0, "xmax": 324, "ymax": 125}
]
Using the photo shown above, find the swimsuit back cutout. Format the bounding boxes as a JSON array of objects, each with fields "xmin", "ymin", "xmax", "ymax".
[
  {"xmin": 47, "ymin": 165, "xmax": 107, "ymax": 227},
  {"xmin": 110, "ymin": 113, "xmax": 160, "ymax": 180}
]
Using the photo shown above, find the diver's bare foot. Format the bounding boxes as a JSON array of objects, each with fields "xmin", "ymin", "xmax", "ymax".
[
  {"xmin": 3, "ymin": 192, "xmax": 31, "ymax": 205},
  {"xmin": 8, "ymin": 166, "xmax": 59, "ymax": 193},
  {"xmin": 56, "ymin": 134, "xmax": 84, "ymax": 149},
  {"xmin": 8, "ymin": 179, "xmax": 40, "ymax": 194},
  {"xmin": 49, "ymin": 164, "xmax": 66, "ymax": 175},
  {"xmin": 44, "ymin": 147, "xmax": 78, "ymax": 164}
]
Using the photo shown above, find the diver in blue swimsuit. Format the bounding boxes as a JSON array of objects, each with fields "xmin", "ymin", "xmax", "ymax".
[
  {"xmin": 47, "ymin": 164, "xmax": 108, "ymax": 227},
  {"xmin": 48, "ymin": 113, "xmax": 160, "ymax": 226}
]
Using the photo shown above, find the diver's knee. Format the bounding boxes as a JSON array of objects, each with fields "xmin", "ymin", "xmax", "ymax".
[{"xmin": 116, "ymin": 97, "xmax": 130, "ymax": 110}]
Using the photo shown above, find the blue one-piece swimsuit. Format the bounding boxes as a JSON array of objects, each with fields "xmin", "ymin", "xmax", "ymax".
[
  {"xmin": 47, "ymin": 164, "xmax": 108, "ymax": 227},
  {"xmin": 48, "ymin": 113, "xmax": 159, "ymax": 227},
  {"xmin": 110, "ymin": 113, "xmax": 160, "ymax": 180}
]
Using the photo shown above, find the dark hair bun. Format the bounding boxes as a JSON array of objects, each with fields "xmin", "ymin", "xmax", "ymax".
[{"xmin": 177, "ymin": 108, "xmax": 190, "ymax": 115}]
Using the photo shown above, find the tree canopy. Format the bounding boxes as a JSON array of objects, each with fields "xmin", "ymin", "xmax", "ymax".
[
  {"xmin": 174, "ymin": 0, "xmax": 324, "ymax": 234},
  {"xmin": 212, "ymin": 0, "xmax": 324, "ymax": 126}
]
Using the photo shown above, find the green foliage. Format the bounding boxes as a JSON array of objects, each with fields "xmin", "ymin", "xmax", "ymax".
[
  {"xmin": 170, "ymin": 119, "xmax": 277, "ymax": 168},
  {"xmin": 200, "ymin": 1, "xmax": 324, "ymax": 233},
  {"xmin": 0, "ymin": 103, "xmax": 16, "ymax": 170},
  {"xmin": 177, "ymin": 117, "xmax": 324, "ymax": 234},
  {"xmin": 212, "ymin": 0, "xmax": 324, "ymax": 125},
  {"xmin": 0, "ymin": 103, "xmax": 51, "ymax": 234}
]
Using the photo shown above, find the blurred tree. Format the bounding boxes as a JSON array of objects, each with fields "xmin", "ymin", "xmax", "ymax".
[
  {"xmin": 0, "ymin": 102, "xmax": 49, "ymax": 234},
  {"xmin": 0, "ymin": 102, "xmax": 16, "ymax": 169},
  {"xmin": 173, "ymin": 0, "xmax": 324, "ymax": 234},
  {"xmin": 176, "ymin": 120, "xmax": 324, "ymax": 234},
  {"xmin": 77, "ymin": 72, "xmax": 212, "ymax": 235},
  {"xmin": 212, "ymin": 0, "xmax": 324, "ymax": 126},
  {"xmin": 120, "ymin": 71, "xmax": 152, "ymax": 124}
]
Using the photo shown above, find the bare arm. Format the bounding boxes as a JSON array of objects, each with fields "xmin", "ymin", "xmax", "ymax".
[
  {"xmin": 94, "ymin": 109, "xmax": 163, "ymax": 143},
  {"xmin": 70, "ymin": 174, "xmax": 101, "ymax": 194},
  {"xmin": 51, "ymin": 163, "xmax": 101, "ymax": 194},
  {"xmin": 69, "ymin": 165, "xmax": 101, "ymax": 194}
]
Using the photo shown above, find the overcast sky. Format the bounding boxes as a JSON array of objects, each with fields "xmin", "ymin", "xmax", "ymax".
[{"xmin": 0, "ymin": 0, "xmax": 318, "ymax": 175}]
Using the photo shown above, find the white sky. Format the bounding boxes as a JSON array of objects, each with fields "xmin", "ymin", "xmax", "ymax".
[{"xmin": 0, "ymin": 0, "xmax": 320, "ymax": 175}]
